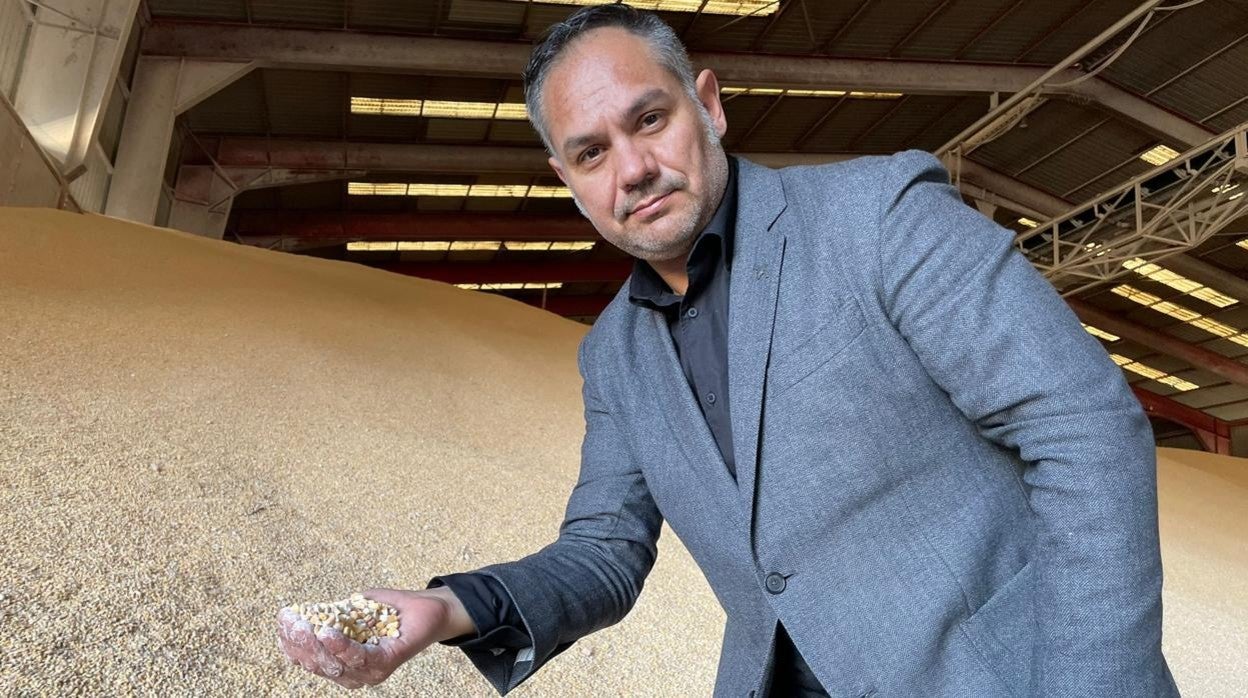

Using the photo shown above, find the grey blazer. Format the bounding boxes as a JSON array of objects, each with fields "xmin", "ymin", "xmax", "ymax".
[{"xmin": 459, "ymin": 152, "xmax": 1180, "ymax": 697}]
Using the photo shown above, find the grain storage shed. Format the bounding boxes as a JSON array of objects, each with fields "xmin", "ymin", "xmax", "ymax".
[{"xmin": 2, "ymin": 1, "xmax": 1246, "ymax": 695}]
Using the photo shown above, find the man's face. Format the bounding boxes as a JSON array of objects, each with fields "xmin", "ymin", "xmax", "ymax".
[{"xmin": 540, "ymin": 28, "xmax": 729, "ymax": 263}]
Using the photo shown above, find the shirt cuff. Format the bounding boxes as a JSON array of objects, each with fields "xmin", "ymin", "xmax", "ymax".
[{"xmin": 426, "ymin": 573, "xmax": 533, "ymax": 651}]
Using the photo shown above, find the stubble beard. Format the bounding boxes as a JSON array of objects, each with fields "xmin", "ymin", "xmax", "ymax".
[{"xmin": 573, "ymin": 116, "xmax": 729, "ymax": 264}]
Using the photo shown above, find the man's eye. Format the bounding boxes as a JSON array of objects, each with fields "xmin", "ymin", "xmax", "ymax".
[
  {"xmin": 642, "ymin": 112, "xmax": 661, "ymax": 127},
  {"xmin": 580, "ymin": 146, "xmax": 602, "ymax": 163}
]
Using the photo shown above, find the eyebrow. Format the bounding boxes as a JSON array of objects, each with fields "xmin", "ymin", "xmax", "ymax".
[{"xmin": 560, "ymin": 87, "xmax": 670, "ymax": 157}]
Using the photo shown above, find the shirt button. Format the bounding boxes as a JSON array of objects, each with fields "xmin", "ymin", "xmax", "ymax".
[
  {"xmin": 765, "ymin": 572, "xmax": 786, "ymax": 594},
  {"xmin": 686, "ymin": 307, "xmax": 698, "ymax": 318},
  {"xmin": 706, "ymin": 392, "xmax": 717, "ymax": 404}
]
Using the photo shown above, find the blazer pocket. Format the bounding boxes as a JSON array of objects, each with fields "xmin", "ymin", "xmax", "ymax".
[
  {"xmin": 958, "ymin": 560, "xmax": 1035, "ymax": 698},
  {"xmin": 767, "ymin": 296, "xmax": 867, "ymax": 397}
]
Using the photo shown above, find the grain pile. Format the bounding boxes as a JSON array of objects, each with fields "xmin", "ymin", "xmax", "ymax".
[
  {"xmin": 0, "ymin": 208, "xmax": 723, "ymax": 696},
  {"xmin": 0, "ymin": 207, "xmax": 1244, "ymax": 696}
]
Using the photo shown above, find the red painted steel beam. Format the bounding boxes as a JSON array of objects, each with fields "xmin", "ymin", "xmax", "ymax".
[
  {"xmin": 208, "ymin": 137, "xmax": 550, "ymax": 174},
  {"xmin": 234, "ymin": 211, "xmax": 596, "ymax": 241},
  {"xmin": 1132, "ymin": 385, "xmax": 1232, "ymax": 455},
  {"xmin": 1067, "ymin": 298, "xmax": 1248, "ymax": 389},
  {"xmin": 377, "ymin": 260, "xmax": 632, "ymax": 284},
  {"xmin": 520, "ymin": 294, "xmax": 615, "ymax": 317}
]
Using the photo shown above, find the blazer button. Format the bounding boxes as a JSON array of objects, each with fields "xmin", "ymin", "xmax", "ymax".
[{"xmin": 765, "ymin": 572, "xmax": 786, "ymax": 594}]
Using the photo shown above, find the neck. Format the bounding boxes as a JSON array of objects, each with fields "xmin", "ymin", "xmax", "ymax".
[
  {"xmin": 649, "ymin": 256, "xmax": 690, "ymax": 295},
  {"xmin": 645, "ymin": 150, "xmax": 730, "ymax": 297}
]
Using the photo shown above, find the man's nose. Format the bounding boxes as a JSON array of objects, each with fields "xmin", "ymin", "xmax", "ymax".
[{"xmin": 616, "ymin": 140, "xmax": 658, "ymax": 192}]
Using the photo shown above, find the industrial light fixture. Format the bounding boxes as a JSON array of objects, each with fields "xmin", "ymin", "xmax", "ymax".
[
  {"xmin": 1109, "ymin": 353, "xmax": 1198, "ymax": 391},
  {"xmin": 455, "ymin": 282, "xmax": 565, "ymax": 291},
  {"xmin": 348, "ymin": 183, "xmax": 572, "ymax": 198},
  {"xmin": 500, "ymin": 0, "xmax": 778, "ymax": 16},
  {"xmin": 1139, "ymin": 144, "xmax": 1180, "ymax": 166},
  {"xmin": 351, "ymin": 97, "xmax": 528, "ymax": 120},
  {"xmin": 720, "ymin": 87, "xmax": 903, "ymax": 99},
  {"xmin": 503, "ymin": 241, "xmax": 596, "ymax": 251},
  {"xmin": 1122, "ymin": 258, "xmax": 1237, "ymax": 308},
  {"xmin": 1017, "ymin": 217, "xmax": 1039, "ymax": 228},
  {"xmin": 1082, "ymin": 324, "xmax": 1120, "ymax": 342},
  {"xmin": 1111, "ymin": 284, "xmax": 1248, "ymax": 347}
]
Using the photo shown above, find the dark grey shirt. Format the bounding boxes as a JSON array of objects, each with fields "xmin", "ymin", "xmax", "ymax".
[{"xmin": 428, "ymin": 158, "xmax": 828, "ymax": 696}]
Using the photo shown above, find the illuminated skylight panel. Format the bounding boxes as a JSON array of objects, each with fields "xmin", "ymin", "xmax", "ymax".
[
  {"xmin": 347, "ymin": 241, "xmax": 501, "ymax": 251},
  {"xmin": 350, "ymin": 240, "xmax": 596, "ymax": 252},
  {"xmin": 1017, "ymin": 217, "xmax": 1039, "ymax": 228},
  {"xmin": 720, "ymin": 86, "xmax": 903, "ymax": 99},
  {"xmin": 347, "ymin": 182, "xmax": 408, "ymax": 196},
  {"xmin": 1139, "ymin": 144, "xmax": 1180, "ymax": 166},
  {"xmin": 1122, "ymin": 258, "xmax": 1238, "ymax": 308},
  {"xmin": 526, "ymin": 185, "xmax": 574, "ymax": 198},
  {"xmin": 1112, "ymin": 284, "xmax": 1248, "ymax": 345},
  {"xmin": 348, "ymin": 183, "xmax": 572, "ymax": 198},
  {"xmin": 503, "ymin": 241, "xmax": 596, "ymax": 251},
  {"xmin": 449, "ymin": 241, "xmax": 503, "ymax": 251},
  {"xmin": 1237, "ymin": 239, "xmax": 1248, "ymax": 252},
  {"xmin": 1109, "ymin": 354, "xmax": 1199, "ymax": 391},
  {"xmin": 502, "ymin": 0, "xmax": 778, "ymax": 16},
  {"xmin": 455, "ymin": 282, "xmax": 565, "ymax": 291},
  {"xmin": 351, "ymin": 97, "xmax": 529, "ymax": 120},
  {"xmin": 1082, "ymin": 324, "xmax": 1120, "ymax": 342}
]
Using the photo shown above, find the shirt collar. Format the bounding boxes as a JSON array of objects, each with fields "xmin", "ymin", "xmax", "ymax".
[{"xmin": 627, "ymin": 156, "xmax": 738, "ymax": 308}]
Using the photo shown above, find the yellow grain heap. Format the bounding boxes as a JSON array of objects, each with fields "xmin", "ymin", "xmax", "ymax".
[{"xmin": 0, "ymin": 208, "xmax": 1245, "ymax": 696}]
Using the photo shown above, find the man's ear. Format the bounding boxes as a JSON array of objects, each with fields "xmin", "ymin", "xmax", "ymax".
[
  {"xmin": 694, "ymin": 69, "xmax": 728, "ymax": 139},
  {"xmin": 548, "ymin": 156, "xmax": 567, "ymax": 184}
]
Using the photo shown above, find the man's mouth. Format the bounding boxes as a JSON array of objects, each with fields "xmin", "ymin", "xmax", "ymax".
[{"xmin": 630, "ymin": 191, "xmax": 673, "ymax": 217}]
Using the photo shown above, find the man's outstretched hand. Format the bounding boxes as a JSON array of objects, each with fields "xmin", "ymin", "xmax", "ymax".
[{"xmin": 275, "ymin": 587, "xmax": 476, "ymax": 689}]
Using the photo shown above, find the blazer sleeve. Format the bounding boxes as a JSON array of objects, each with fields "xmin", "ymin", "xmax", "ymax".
[
  {"xmin": 447, "ymin": 332, "xmax": 664, "ymax": 695},
  {"xmin": 874, "ymin": 150, "xmax": 1176, "ymax": 696}
]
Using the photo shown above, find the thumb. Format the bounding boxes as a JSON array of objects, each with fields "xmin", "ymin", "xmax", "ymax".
[{"xmin": 360, "ymin": 588, "xmax": 451, "ymax": 655}]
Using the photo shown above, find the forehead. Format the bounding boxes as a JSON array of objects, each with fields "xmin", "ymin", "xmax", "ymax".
[{"xmin": 540, "ymin": 28, "xmax": 682, "ymax": 137}]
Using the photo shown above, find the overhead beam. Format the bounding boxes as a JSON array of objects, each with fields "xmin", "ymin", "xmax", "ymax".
[
  {"xmin": 209, "ymin": 138, "xmax": 551, "ymax": 175},
  {"xmin": 142, "ymin": 21, "xmax": 1213, "ymax": 145},
  {"xmin": 142, "ymin": 22, "xmax": 1045, "ymax": 92},
  {"xmin": 1067, "ymin": 298, "xmax": 1248, "ymax": 389},
  {"xmin": 1132, "ymin": 385, "xmax": 1232, "ymax": 455},
  {"xmin": 233, "ymin": 211, "xmax": 596, "ymax": 241},
  {"xmin": 214, "ymin": 139, "xmax": 1065, "ymax": 222},
  {"xmin": 377, "ymin": 260, "xmax": 631, "ymax": 284}
]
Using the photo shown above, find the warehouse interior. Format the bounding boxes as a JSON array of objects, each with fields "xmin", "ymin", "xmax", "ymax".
[{"xmin": 1, "ymin": 0, "xmax": 1246, "ymax": 695}]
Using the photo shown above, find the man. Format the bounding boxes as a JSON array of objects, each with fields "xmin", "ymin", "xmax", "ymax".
[{"xmin": 277, "ymin": 5, "xmax": 1179, "ymax": 696}]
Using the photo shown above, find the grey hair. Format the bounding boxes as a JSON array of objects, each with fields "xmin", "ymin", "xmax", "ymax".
[{"xmin": 522, "ymin": 4, "xmax": 703, "ymax": 157}]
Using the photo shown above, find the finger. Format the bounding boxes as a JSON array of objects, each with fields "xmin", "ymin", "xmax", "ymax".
[
  {"xmin": 285, "ymin": 615, "xmax": 315, "ymax": 649},
  {"xmin": 276, "ymin": 635, "xmax": 299, "ymax": 665},
  {"xmin": 313, "ymin": 627, "xmax": 346, "ymax": 677},
  {"xmin": 322, "ymin": 628, "xmax": 368, "ymax": 670},
  {"xmin": 281, "ymin": 616, "xmax": 325, "ymax": 668},
  {"xmin": 360, "ymin": 588, "xmax": 407, "ymax": 609}
]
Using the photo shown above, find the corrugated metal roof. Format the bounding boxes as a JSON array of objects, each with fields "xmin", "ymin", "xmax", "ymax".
[
  {"xmin": 264, "ymin": 70, "xmax": 347, "ymax": 138},
  {"xmin": 162, "ymin": 0, "xmax": 1248, "ymax": 366},
  {"xmin": 147, "ymin": 0, "xmax": 248, "ymax": 22},
  {"xmin": 249, "ymin": 0, "xmax": 346, "ymax": 27},
  {"xmin": 349, "ymin": 0, "xmax": 439, "ymax": 33},
  {"xmin": 184, "ymin": 71, "xmax": 268, "ymax": 134}
]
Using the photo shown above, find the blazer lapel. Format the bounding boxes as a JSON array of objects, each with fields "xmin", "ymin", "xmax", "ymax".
[
  {"xmin": 635, "ymin": 307, "xmax": 746, "ymax": 530},
  {"xmin": 728, "ymin": 159, "xmax": 788, "ymax": 535}
]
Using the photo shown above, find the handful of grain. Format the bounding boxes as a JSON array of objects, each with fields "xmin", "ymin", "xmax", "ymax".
[{"xmin": 286, "ymin": 593, "xmax": 400, "ymax": 645}]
